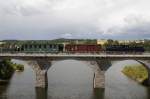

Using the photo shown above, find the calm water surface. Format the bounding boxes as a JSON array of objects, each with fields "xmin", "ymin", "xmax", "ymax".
[{"xmin": 0, "ymin": 59, "xmax": 149, "ymax": 99}]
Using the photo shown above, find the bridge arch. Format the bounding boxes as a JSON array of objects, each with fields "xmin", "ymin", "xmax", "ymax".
[
  {"xmin": 135, "ymin": 60, "xmax": 150, "ymax": 85},
  {"xmin": 0, "ymin": 53, "xmax": 149, "ymax": 88},
  {"xmin": 26, "ymin": 58, "xmax": 107, "ymax": 88}
]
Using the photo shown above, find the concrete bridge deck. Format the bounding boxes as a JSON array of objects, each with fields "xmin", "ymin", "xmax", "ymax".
[
  {"xmin": 0, "ymin": 53, "xmax": 150, "ymax": 57},
  {"xmin": 0, "ymin": 53, "xmax": 149, "ymax": 60}
]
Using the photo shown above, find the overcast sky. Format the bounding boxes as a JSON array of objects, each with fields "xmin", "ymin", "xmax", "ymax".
[{"xmin": 0, "ymin": 0, "xmax": 150, "ymax": 40}]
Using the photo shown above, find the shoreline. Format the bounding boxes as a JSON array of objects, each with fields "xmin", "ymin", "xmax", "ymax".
[{"xmin": 0, "ymin": 79, "xmax": 9, "ymax": 85}]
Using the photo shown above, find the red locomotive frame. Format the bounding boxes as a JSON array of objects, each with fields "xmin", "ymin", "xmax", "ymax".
[{"xmin": 65, "ymin": 44, "xmax": 102, "ymax": 53}]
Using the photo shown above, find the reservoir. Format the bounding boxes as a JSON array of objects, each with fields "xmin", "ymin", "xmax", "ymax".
[{"xmin": 0, "ymin": 59, "xmax": 149, "ymax": 99}]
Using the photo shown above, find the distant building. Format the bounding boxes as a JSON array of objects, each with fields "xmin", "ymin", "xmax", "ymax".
[
  {"xmin": 118, "ymin": 40, "xmax": 131, "ymax": 44},
  {"xmin": 118, "ymin": 40, "xmax": 145, "ymax": 44},
  {"xmin": 134, "ymin": 40, "xmax": 145, "ymax": 44},
  {"xmin": 97, "ymin": 39, "xmax": 108, "ymax": 45},
  {"xmin": 0, "ymin": 41, "xmax": 5, "ymax": 45}
]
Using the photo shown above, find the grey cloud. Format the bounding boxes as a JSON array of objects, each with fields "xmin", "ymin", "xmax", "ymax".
[
  {"xmin": 106, "ymin": 15, "xmax": 150, "ymax": 39},
  {"xmin": 0, "ymin": 0, "xmax": 150, "ymax": 40},
  {"xmin": 2, "ymin": 6, "xmax": 42, "ymax": 16},
  {"xmin": 0, "ymin": 0, "xmax": 52, "ymax": 16}
]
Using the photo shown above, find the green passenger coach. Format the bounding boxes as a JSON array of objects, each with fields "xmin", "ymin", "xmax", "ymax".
[{"xmin": 1, "ymin": 40, "xmax": 64, "ymax": 53}]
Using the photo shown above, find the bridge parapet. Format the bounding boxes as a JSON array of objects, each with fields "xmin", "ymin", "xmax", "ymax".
[{"xmin": 0, "ymin": 53, "xmax": 150, "ymax": 61}]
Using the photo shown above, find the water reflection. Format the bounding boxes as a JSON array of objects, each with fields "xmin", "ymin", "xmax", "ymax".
[
  {"xmin": 47, "ymin": 60, "xmax": 96, "ymax": 99},
  {"xmin": 35, "ymin": 87, "xmax": 47, "ymax": 99},
  {"xmin": 105, "ymin": 60, "xmax": 150, "ymax": 99},
  {"xmin": 93, "ymin": 88, "xmax": 104, "ymax": 99},
  {"xmin": 147, "ymin": 88, "xmax": 150, "ymax": 99},
  {"xmin": 0, "ymin": 59, "xmax": 149, "ymax": 99},
  {"xmin": 0, "ymin": 85, "xmax": 8, "ymax": 99},
  {"xmin": 34, "ymin": 87, "xmax": 103, "ymax": 99}
]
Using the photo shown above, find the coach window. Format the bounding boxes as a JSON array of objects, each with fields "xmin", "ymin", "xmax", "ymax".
[
  {"xmin": 53, "ymin": 45, "xmax": 56, "ymax": 48},
  {"xmin": 34, "ymin": 45, "xmax": 37, "ymax": 49},
  {"xmin": 21, "ymin": 45, "xmax": 24, "ymax": 51},
  {"xmin": 44, "ymin": 44, "xmax": 47, "ymax": 49},
  {"xmin": 39, "ymin": 45, "xmax": 41, "ymax": 49},
  {"xmin": 29, "ymin": 45, "xmax": 32, "ymax": 49},
  {"xmin": 24, "ymin": 44, "xmax": 28, "ymax": 49},
  {"xmin": 49, "ymin": 45, "xmax": 52, "ymax": 48}
]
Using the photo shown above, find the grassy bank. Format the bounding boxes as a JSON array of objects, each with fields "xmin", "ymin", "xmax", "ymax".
[{"xmin": 122, "ymin": 64, "xmax": 148, "ymax": 83}]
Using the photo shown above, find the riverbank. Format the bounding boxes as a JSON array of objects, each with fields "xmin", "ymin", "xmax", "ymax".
[{"xmin": 0, "ymin": 79, "xmax": 9, "ymax": 84}]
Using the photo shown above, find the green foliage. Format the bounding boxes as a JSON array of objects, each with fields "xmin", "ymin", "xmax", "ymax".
[
  {"xmin": 13, "ymin": 63, "xmax": 24, "ymax": 71},
  {"xmin": 143, "ymin": 39, "xmax": 150, "ymax": 51},
  {"xmin": 2, "ymin": 39, "xmax": 97, "ymax": 45},
  {"xmin": 103, "ymin": 39, "xmax": 119, "ymax": 47},
  {"xmin": 122, "ymin": 64, "xmax": 148, "ymax": 83},
  {"xmin": 0, "ymin": 59, "xmax": 24, "ymax": 80},
  {"xmin": 0, "ymin": 59, "xmax": 14, "ymax": 80}
]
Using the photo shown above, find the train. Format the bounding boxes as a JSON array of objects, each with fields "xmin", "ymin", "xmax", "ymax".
[
  {"xmin": 105, "ymin": 45, "xmax": 145, "ymax": 54},
  {"xmin": 0, "ymin": 41, "xmax": 145, "ymax": 53},
  {"xmin": 65, "ymin": 44, "xmax": 102, "ymax": 53}
]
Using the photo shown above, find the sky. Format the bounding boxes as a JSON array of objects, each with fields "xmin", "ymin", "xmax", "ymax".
[{"xmin": 0, "ymin": 0, "xmax": 150, "ymax": 40}]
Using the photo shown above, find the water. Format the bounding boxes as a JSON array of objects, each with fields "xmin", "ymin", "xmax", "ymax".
[
  {"xmin": 105, "ymin": 60, "xmax": 150, "ymax": 99},
  {"xmin": 0, "ymin": 59, "xmax": 149, "ymax": 99}
]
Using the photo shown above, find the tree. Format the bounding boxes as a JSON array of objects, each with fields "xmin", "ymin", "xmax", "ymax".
[
  {"xmin": 0, "ymin": 59, "xmax": 14, "ymax": 80},
  {"xmin": 112, "ymin": 40, "xmax": 119, "ymax": 45}
]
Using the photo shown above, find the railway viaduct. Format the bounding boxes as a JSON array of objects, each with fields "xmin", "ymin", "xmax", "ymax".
[{"xmin": 0, "ymin": 53, "xmax": 150, "ymax": 89}]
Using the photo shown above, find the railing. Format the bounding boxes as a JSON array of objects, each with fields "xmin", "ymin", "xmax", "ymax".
[
  {"xmin": 0, "ymin": 48, "xmax": 149, "ymax": 55},
  {"xmin": 0, "ymin": 52, "xmax": 149, "ymax": 55}
]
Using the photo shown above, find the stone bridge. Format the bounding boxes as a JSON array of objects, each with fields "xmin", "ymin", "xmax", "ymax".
[{"xmin": 0, "ymin": 53, "xmax": 150, "ymax": 89}]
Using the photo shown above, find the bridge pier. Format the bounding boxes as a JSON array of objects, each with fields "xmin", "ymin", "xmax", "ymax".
[
  {"xmin": 93, "ymin": 59, "xmax": 111, "ymax": 89},
  {"xmin": 35, "ymin": 70, "xmax": 48, "ymax": 87},
  {"xmin": 28, "ymin": 60, "xmax": 51, "ymax": 88},
  {"xmin": 93, "ymin": 70, "xmax": 105, "ymax": 89},
  {"xmin": 146, "ymin": 70, "xmax": 150, "ymax": 86},
  {"xmin": 96, "ymin": 59, "xmax": 111, "ymax": 71},
  {"xmin": 88, "ymin": 60, "xmax": 105, "ymax": 89},
  {"xmin": 135, "ymin": 60, "xmax": 150, "ymax": 86}
]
